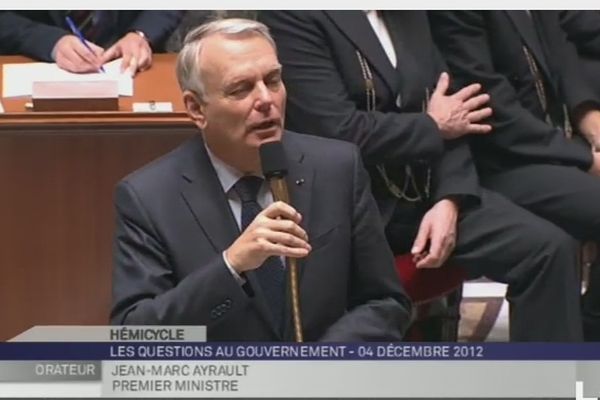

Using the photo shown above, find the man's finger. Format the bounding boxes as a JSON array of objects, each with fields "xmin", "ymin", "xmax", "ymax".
[
  {"xmin": 71, "ymin": 41, "xmax": 102, "ymax": 68},
  {"xmin": 452, "ymin": 83, "xmax": 482, "ymax": 102},
  {"xmin": 57, "ymin": 56, "xmax": 79, "ymax": 74},
  {"xmin": 467, "ymin": 107, "xmax": 493, "ymax": 123},
  {"xmin": 127, "ymin": 57, "xmax": 138, "ymax": 76},
  {"xmin": 258, "ymin": 239, "xmax": 311, "ymax": 259},
  {"xmin": 67, "ymin": 47, "xmax": 99, "ymax": 72},
  {"xmin": 416, "ymin": 249, "xmax": 444, "ymax": 268},
  {"xmin": 88, "ymin": 42, "xmax": 105, "ymax": 57},
  {"xmin": 63, "ymin": 48, "xmax": 99, "ymax": 73},
  {"xmin": 136, "ymin": 45, "xmax": 152, "ymax": 71},
  {"xmin": 444, "ymin": 239, "xmax": 456, "ymax": 261},
  {"xmin": 267, "ymin": 218, "xmax": 309, "ymax": 241},
  {"xmin": 262, "ymin": 201, "xmax": 302, "ymax": 223},
  {"xmin": 462, "ymin": 93, "xmax": 490, "ymax": 111},
  {"xmin": 416, "ymin": 252, "xmax": 440, "ymax": 268},
  {"xmin": 417, "ymin": 232, "xmax": 443, "ymax": 268},
  {"xmin": 119, "ymin": 51, "xmax": 134, "ymax": 73},
  {"xmin": 100, "ymin": 45, "xmax": 119, "ymax": 65},
  {"xmin": 437, "ymin": 234, "xmax": 456, "ymax": 268},
  {"xmin": 432, "ymin": 72, "xmax": 450, "ymax": 97},
  {"xmin": 411, "ymin": 219, "xmax": 431, "ymax": 255},
  {"xmin": 466, "ymin": 123, "xmax": 493, "ymax": 134},
  {"xmin": 137, "ymin": 54, "xmax": 150, "ymax": 72},
  {"xmin": 262, "ymin": 230, "xmax": 312, "ymax": 251}
]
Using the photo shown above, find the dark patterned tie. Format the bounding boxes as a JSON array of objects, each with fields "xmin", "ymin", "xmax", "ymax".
[
  {"xmin": 66, "ymin": 10, "xmax": 103, "ymax": 43},
  {"xmin": 233, "ymin": 176, "xmax": 285, "ymax": 332}
]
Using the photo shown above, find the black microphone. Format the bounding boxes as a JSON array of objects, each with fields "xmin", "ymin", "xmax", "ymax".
[
  {"xmin": 259, "ymin": 141, "xmax": 290, "ymax": 204},
  {"xmin": 259, "ymin": 141, "xmax": 303, "ymax": 342}
]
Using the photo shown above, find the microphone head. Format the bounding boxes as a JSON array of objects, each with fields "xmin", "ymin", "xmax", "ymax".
[{"xmin": 259, "ymin": 141, "xmax": 288, "ymax": 179}]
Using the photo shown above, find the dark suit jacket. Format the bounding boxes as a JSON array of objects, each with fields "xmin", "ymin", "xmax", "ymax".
[
  {"xmin": 560, "ymin": 11, "xmax": 600, "ymax": 55},
  {"xmin": 559, "ymin": 11, "xmax": 600, "ymax": 100},
  {"xmin": 111, "ymin": 131, "xmax": 412, "ymax": 341},
  {"xmin": 0, "ymin": 10, "xmax": 183, "ymax": 61},
  {"xmin": 430, "ymin": 11, "xmax": 595, "ymax": 175},
  {"xmin": 259, "ymin": 11, "xmax": 481, "ymax": 227}
]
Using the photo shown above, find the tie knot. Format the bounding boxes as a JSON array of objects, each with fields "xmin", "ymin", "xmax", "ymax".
[{"xmin": 234, "ymin": 176, "xmax": 264, "ymax": 203}]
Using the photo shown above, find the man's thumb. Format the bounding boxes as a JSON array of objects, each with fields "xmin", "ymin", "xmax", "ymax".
[{"xmin": 433, "ymin": 72, "xmax": 450, "ymax": 97}]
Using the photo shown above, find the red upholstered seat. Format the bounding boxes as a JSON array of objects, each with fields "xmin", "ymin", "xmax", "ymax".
[{"xmin": 394, "ymin": 254, "xmax": 465, "ymax": 304}]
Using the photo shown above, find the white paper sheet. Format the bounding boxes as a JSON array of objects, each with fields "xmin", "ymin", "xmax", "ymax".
[{"xmin": 2, "ymin": 58, "xmax": 133, "ymax": 98}]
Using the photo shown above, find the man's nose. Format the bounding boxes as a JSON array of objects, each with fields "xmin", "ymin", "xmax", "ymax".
[{"xmin": 254, "ymin": 82, "xmax": 273, "ymax": 112}]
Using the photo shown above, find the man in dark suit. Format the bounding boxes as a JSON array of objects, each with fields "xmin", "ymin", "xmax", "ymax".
[
  {"xmin": 560, "ymin": 12, "xmax": 600, "ymax": 115},
  {"xmin": 259, "ymin": 10, "xmax": 585, "ymax": 341},
  {"xmin": 110, "ymin": 18, "xmax": 412, "ymax": 341},
  {"xmin": 429, "ymin": 11, "xmax": 600, "ymax": 340},
  {"xmin": 0, "ymin": 10, "xmax": 183, "ymax": 74},
  {"xmin": 559, "ymin": 10, "xmax": 600, "ymax": 337}
]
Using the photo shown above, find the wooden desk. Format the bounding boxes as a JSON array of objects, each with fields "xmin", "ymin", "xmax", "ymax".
[{"xmin": 0, "ymin": 54, "xmax": 196, "ymax": 340}]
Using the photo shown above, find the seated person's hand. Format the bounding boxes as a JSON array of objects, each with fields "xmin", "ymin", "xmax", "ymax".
[
  {"xmin": 101, "ymin": 32, "xmax": 152, "ymax": 76},
  {"xmin": 589, "ymin": 151, "xmax": 600, "ymax": 177},
  {"xmin": 52, "ymin": 35, "xmax": 104, "ymax": 73},
  {"xmin": 411, "ymin": 198, "xmax": 459, "ymax": 269},
  {"xmin": 577, "ymin": 108, "xmax": 600, "ymax": 150},
  {"xmin": 427, "ymin": 72, "xmax": 493, "ymax": 140},
  {"xmin": 225, "ymin": 201, "xmax": 312, "ymax": 274}
]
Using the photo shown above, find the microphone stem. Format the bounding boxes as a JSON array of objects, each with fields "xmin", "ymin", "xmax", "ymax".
[
  {"xmin": 269, "ymin": 178, "xmax": 304, "ymax": 342},
  {"xmin": 288, "ymin": 257, "xmax": 303, "ymax": 342}
]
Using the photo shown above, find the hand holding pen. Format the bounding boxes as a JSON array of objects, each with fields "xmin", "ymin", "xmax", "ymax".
[{"xmin": 51, "ymin": 16, "xmax": 105, "ymax": 74}]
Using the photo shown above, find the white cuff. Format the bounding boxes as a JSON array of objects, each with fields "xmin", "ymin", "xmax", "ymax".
[{"xmin": 222, "ymin": 251, "xmax": 246, "ymax": 285}]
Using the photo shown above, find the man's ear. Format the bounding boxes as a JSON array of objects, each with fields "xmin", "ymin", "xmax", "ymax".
[{"xmin": 183, "ymin": 90, "xmax": 207, "ymax": 129}]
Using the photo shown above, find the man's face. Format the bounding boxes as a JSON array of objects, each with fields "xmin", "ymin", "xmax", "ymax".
[{"xmin": 184, "ymin": 34, "xmax": 286, "ymax": 171}]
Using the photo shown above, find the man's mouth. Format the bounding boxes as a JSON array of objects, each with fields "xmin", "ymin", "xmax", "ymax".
[{"xmin": 250, "ymin": 119, "xmax": 279, "ymax": 131}]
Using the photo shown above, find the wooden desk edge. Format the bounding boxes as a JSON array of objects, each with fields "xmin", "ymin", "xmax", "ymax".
[
  {"xmin": 0, "ymin": 111, "xmax": 193, "ymax": 129},
  {"xmin": 0, "ymin": 54, "xmax": 186, "ymax": 126}
]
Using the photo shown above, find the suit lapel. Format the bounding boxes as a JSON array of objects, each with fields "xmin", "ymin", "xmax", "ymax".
[
  {"xmin": 382, "ymin": 11, "xmax": 431, "ymax": 109},
  {"xmin": 283, "ymin": 134, "xmax": 314, "ymax": 280},
  {"xmin": 325, "ymin": 10, "xmax": 399, "ymax": 94},
  {"xmin": 178, "ymin": 136, "xmax": 292, "ymax": 339},
  {"xmin": 505, "ymin": 10, "xmax": 553, "ymax": 82},
  {"xmin": 280, "ymin": 133, "xmax": 315, "ymax": 340},
  {"xmin": 179, "ymin": 136, "xmax": 240, "ymax": 254}
]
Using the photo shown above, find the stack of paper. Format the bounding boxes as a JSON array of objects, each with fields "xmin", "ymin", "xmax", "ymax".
[{"xmin": 2, "ymin": 58, "xmax": 133, "ymax": 98}]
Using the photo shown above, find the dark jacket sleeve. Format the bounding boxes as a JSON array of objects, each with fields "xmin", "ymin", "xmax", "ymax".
[
  {"xmin": 429, "ymin": 41, "xmax": 482, "ymax": 204},
  {"xmin": 430, "ymin": 11, "xmax": 593, "ymax": 170},
  {"xmin": 560, "ymin": 11, "xmax": 600, "ymax": 56},
  {"xmin": 126, "ymin": 11, "xmax": 184, "ymax": 51},
  {"xmin": 0, "ymin": 11, "xmax": 69, "ymax": 61},
  {"xmin": 541, "ymin": 11, "xmax": 600, "ymax": 118},
  {"xmin": 559, "ymin": 10, "xmax": 600, "ymax": 105},
  {"xmin": 110, "ymin": 181, "xmax": 255, "ymax": 327},
  {"xmin": 431, "ymin": 138, "xmax": 481, "ymax": 205},
  {"xmin": 319, "ymin": 145, "xmax": 413, "ymax": 341},
  {"xmin": 260, "ymin": 10, "xmax": 443, "ymax": 167}
]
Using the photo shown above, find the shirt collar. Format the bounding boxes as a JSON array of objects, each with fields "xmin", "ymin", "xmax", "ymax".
[{"xmin": 204, "ymin": 143, "xmax": 263, "ymax": 194}]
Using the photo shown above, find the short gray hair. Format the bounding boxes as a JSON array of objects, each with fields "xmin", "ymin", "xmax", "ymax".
[{"xmin": 176, "ymin": 18, "xmax": 276, "ymax": 101}]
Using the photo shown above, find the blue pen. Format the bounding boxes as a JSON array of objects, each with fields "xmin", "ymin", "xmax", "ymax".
[{"xmin": 65, "ymin": 16, "xmax": 105, "ymax": 73}]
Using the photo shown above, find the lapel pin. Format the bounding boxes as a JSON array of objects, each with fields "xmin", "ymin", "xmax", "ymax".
[{"xmin": 295, "ymin": 178, "xmax": 305, "ymax": 186}]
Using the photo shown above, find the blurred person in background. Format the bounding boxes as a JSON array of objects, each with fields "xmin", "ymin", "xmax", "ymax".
[
  {"xmin": 260, "ymin": 10, "xmax": 586, "ymax": 341},
  {"xmin": 0, "ymin": 10, "xmax": 183, "ymax": 74},
  {"xmin": 430, "ymin": 10, "xmax": 600, "ymax": 340}
]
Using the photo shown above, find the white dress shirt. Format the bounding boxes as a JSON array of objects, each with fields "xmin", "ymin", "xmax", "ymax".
[{"xmin": 365, "ymin": 10, "xmax": 397, "ymax": 68}]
